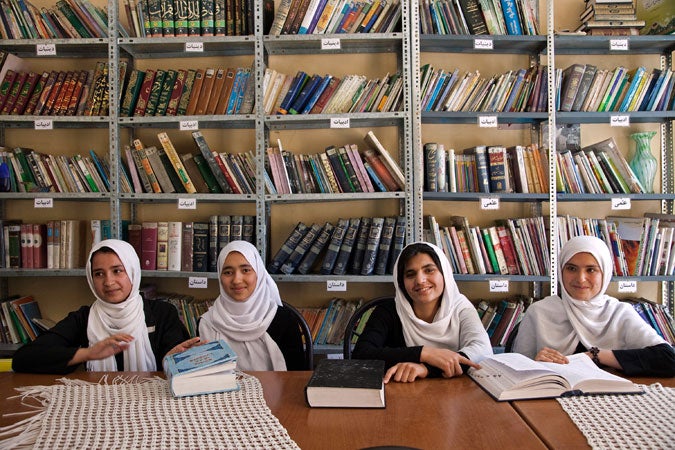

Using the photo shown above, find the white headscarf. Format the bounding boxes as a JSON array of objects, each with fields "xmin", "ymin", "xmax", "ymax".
[
  {"xmin": 393, "ymin": 242, "xmax": 492, "ymax": 361},
  {"xmin": 199, "ymin": 240, "xmax": 286, "ymax": 371},
  {"xmin": 85, "ymin": 239, "xmax": 156, "ymax": 372},
  {"xmin": 513, "ymin": 235, "xmax": 666, "ymax": 358}
]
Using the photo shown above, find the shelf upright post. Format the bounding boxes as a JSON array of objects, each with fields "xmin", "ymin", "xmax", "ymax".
[
  {"xmin": 255, "ymin": 0, "xmax": 268, "ymax": 260},
  {"xmin": 109, "ymin": 0, "xmax": 121, "ymax": 238},
  {"xmin": 659, "ymin": 47, "xmax": 674, "ymax": 312},
  {"xmin": 408, "ymin": 0, "xmax": 423, "ymax": 243},
  {"xmin": 547, "ymin": 0, "xmax": 558, "ymax": 297}
]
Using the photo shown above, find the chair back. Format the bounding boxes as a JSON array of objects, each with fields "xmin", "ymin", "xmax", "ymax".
[
  {"xmin": 343, "ymin": 296, "xmax": 394, "ymax": 359},
  {"xmin": 282, "ymin": 301, "xmax": 314, "ymax": 370}
]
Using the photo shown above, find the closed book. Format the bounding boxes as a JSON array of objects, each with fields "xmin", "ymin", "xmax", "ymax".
[
  {"xmin": 176, "ymin": 69, "xmax": 197, "ymax": 115},
  {"xmin": 362, "ymin": 148, "xmax": 399, "ymax": 192},
  {"xmin": 217, "ymin": 215, "xmax": 231, "ymax": 251},
  {"xmin": 180, "ymin": 152, "xmax": 210, "ymax": 193},
  {"xmin": 268, "ymin": 222, "xmax": 309, "ymax": 274},
  {"xmin": 332, "ymin": 217, "xmax": 360, "ymax": 275},
  {"xmin": 157, "ymin": 132, "xmax": 197, "ymax": 193},
  {"xmin": 133, "ymin": 145, "xmax": 162, "ymax": 193},
  {"xmin": 464, "ymin": 146, "xmax": 490, "ymax": 193},
  {"xmin": 165, "ymin": 221, "xmax": 183, "ymax": 271},
  {"xmin": 214, "ymin": 67, "xmax": 237, "ymax": 115},
  {"xmin": 144, "ymin": 145, "xmax": 176, "ymax": 193},
  {"xmin": 163, "ymin": 339, "xmax": 238, "ymax": 397},
  {"xmin": 132, "ymin": 69, "xmax": 156, "ymax": 116},
  {"xmin": 230, "ymin": 215, "xmax": 244, "ymax": 241},
  {"xmin": 154, "ymin": 69, "xmax": 178, "ymax": 116},
  {"xmin": 127, "ymin": 223, "xmax": 142, "ymax": 260},
  {"xmin": 191, "ymin": 131, "xmax": 232, "ymax": 193},
  {"xmin": 205, "ymin": 68, "xmax": 226, "ymax": 114},
  {"xmin": 143, "ymin": 69, "xmax": 167, "ymax": 116},
  {"xmin": 280, "ymin": 223, "xmax": 323, "ymax": 274},
  {"xmin": 560, "ymin": 63, "xmax": 585, "ymax": 112},
  {"xmin": 10, "ymin": 71, "xmax": 39, "ymax": 115},
  {"xmin": 487, "ymin": 146, "xmax": 510, "ymax": 192},
  {"xmin": 192, "ymin": 222, "xmax": 209, "ymax": 272},
  {"xmin": 360, "ymin": 217, "xmax": 385, "ymax": 276},
  {"xmin": 363, "ymin": 131, "xmax": 405, "ymax": 190},
  {"xmin": 277, "ymin": 71, "xmax": 308, "ymax": 115},
  {"xmin": 349, "ymin": 217, "xmax": 372, "ymax": 275},
  {"xmin": 156, "ymin": 221, "xmax": 169, "ymax": 270},
  {"xmin": 1, "ymin": 71, "xmax": 28, "ymax": 115},
  {"xmin": 141, "ymin": 222, "xmax": 158, "ymax": 270},
  {"xmin": 181, "ymin": 222, "xmax": 194, "ymax": 272},
  {"xmin": 165, "ymin": 69, "xmax": 187, "ymax": 116},
  {"xmin": 185, "ymin": 68, "xmax": 205, "ymax": 115},
  {"xmin": 194, "ymin": 67, "xmax": 216, "ymax": 115},
  {"xmin": 319, "ymin": 218, "xmax": 349, "ymax": 274},
  {"xmin": 373, "ymin": 216, "xmax": 397, "ymax": 275},
  {"xmin": 297, "ymin": 222, "xmax": 334, "ymax": 275},
  {"xmin": 305, "ymin": 359, "xmax": 385, "ymax": 408}
]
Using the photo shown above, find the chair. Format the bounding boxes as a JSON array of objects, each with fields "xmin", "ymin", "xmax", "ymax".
[
  {"xmin": 343, "ymin": 296, "xmax": 394, "ymax": 359},
  {"xmin": 282, "ymin": 301, "xmax": 314, "ymax": 370},
  {"xmin": 504, "ymin": 322, "xmax": 521, "ymax": 353}
]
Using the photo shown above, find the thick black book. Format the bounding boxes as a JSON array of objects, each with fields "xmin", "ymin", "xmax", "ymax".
[
  {"xmin": 217, "ymin": 215, "xmax": 230, "ymax": 251},
  {"xmin": 305, "ymin": 359, "xmax": 385, "ymax": 408},
  {"xmin": 332, "ymin": 217, "xmax": 361, "ymax": 275},
  {"xmin": 373, "ymin": 216, "xmax": 396, "ymax": 275},
  {"xmin": 385, "ymin": 215, "xmax": 407, "ymax": 275},
  {"xmin": 192, "ymin": 221, "xmax": 209, "ymax": 272},
  {"xmin": 349, "ymin": 217, "xmax": 372, "ymax": 275},
  {"xmin": 297, "ymin": 222, "xmax": 334, "ymax": 275},
  {"xmin": 280, "ymin": 223, "xmax": 322, "ymax": 274},
  {"xmin": 268, "ymin": 222, "xmax": 309, "ymax": 274},
  {"xmin": 362, "ymin": 217, "xmax": 385, "ymax": 276},
  {"xmin": 230, "ymin": 215, "xmax": 244, "ymax": 241},
  {"xmin": 319, "ymin": 218, "xmax": 349, "ymax": 275}
]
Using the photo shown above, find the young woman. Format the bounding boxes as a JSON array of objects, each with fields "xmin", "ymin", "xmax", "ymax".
[
  {"xmin": 352, "ymin": 242, "xmax": 492, "ymax": 383},
  {"xmin": 513, "ymin": 235, "xmax": 675, "ymax": 377},
  {"xmin": 198, "ymin": 240, "xmax": 305, "ymax": 371},
  {"xmin": 12, "ymin": 239, "xmax": 197, "ymax": 374}
]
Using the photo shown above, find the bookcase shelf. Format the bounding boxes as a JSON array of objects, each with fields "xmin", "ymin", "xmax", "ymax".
[
  {"xmin": 557, "ymin": 193, "xmax": 675, "ymax": 202},
  {"xmin": 0, "ymin": 116, "xmax": 109, "ymax": 127},
  {"xmin": 553, "ymin": 35, "xmax": 675, "ymax": 55},
  {"xmin": 271, "ymin": 274, "xmax": 392, "ymax": 283},
  {"xmin": 117, "ymin": 36, "xmax": 256, "ymax": 58},
  {"xmin": 0, "ymin": 192, "xmax": 111, "ymax": 200},
  {"xmin": 424, "ymin": 193, "xmax": 549, "ymax": 202},
  {"xmin": 420, "ymin": 34, "xmax": 547, "ymax": 54},
  {"xmin": 266, "ymin": 192, "xmax": 405, "ymax": 202},
  {"xmin": 453, "ymin": 274, "xmax": 550, "ymax": 283},
  {"xmin": 264, "ymin": 113, "xmax": 405, "ymax": 129},
  {"xmin": 118, "ymin": 193, "xmax": 256, "ymax": 202},
  {"xmin": 118, "ymin": 116, "xmax": 257, "ymax": 128},
  {"xmin": 556, "ymin": 111, "xmax": 675, "ymax": 124},
  {"xmin": 0, "ymin": 38, "xmax": 109, "ymax": 57},
  {"xmin": 263, "ymin": 33, "xmax": 404, "ymax": 55},
  {"xmin": 421, "ymin": 112, "xmax": 548, "ymax": 124}
]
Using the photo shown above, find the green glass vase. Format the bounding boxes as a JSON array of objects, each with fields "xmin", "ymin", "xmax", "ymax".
[{"xmin": 629, "ymin": 131, "xmax": 658, "ymax": 194}]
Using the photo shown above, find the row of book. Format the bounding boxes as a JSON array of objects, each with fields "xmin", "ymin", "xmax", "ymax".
[
  {"xmin": 0, "ymin": 295, "xmax": 52, "ymax": 344},
  {"xmin": 0, "ymin": 147, "xmax": 116, "ymax": 194},
  {"xmin": 557, "ymin": 63, "xmax": 674, "ymax": 113},
  {"xmin": 121, "ymin": 66, "xmax": 254, "ymax": 117},
  {"xmin": 576, "ymin": 0, "xmax": 645, "ymax": 36},
  {"xmin": 626, "ymin": 298, "xmax": 675, "ymax": 345},
  {"xmin": 266, "ymin": 131, "xmax": 405, "ymax": 194},
  {"xmin": 0, "ymin": 220, "xmax": 86, "ymax": 269},
  {"xmin": 425, "ymin": 215, "xmax": 550, "ymax": 276},
  {"xmin": 419, "ymin": 64, "xmax": 548, "ymax": 113},
  {"xmin": 0, "ymin": 63, "xmax": 111, "ymax": 117},
  {"xmin": 0, "ymin": 0, "xmax": 108, "ymax": 39},
  {"xmin": 299, "ymin": 297, "xmax": 364, "ymax": 346},
  {"xmin": 558, "ymin": 213, "xmax": 675, "ymax": 277},
  {"xmin": 424, "ymin": 143, "xmax": 548, "ymax": 194},
  {"xmin": 128, "ymin": 216, "xmax": 256, "ymax": 273},
  {"xmin": 269, "ymin": 216, "xmax": 407, "ymax": 276},
  {"xmin": 269, "ymin": 0, "xmax": 402, "ymax": 35},
  {"xmin": 121, "ymin": 0, "xmax": 262, "ymax": 38},
  {"xmin": 478, "ymin": 296, "xmax": 533, "ymax": 347},
  {"xmin": 263, "ymin": 69, "xmax": 404, "ymax": 116},
  {"xmin": 556, "ymin": 136, "xmax": 645, "ymax": 195},
  {"xmin": 123, "ymin": 133, "xmax": 256, "ymax": 195},
  {"xmin": 419, "ymin": 0, "xmax": 539, "ymax": 36}
]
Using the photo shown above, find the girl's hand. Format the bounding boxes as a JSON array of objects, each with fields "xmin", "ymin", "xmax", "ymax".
[
  {"xmin": 383, "ymin": 362, "xmax": 429, "ymax": 383},
  {"xmin": 166, "ymin": 337, "xmax": 203, "ymax": 356},
  {"xmin": 534, "ymin": 347, "xmax": 569, "ymax": 364},
  {"xmin": 420, "ymin": 347, "xmax": 480, "ymax": 378}
]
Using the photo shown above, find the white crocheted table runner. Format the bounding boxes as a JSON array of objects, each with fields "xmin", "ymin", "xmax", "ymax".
[
  {"xmin": 0, "ymin": 372, "xmax": 300, "ymax": 450},
  {"xmin": 557, "ymin": 383, "xmax": 675, "ymax": 450}
]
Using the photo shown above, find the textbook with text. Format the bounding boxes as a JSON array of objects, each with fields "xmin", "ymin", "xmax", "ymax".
[{"xmin": 468, "ymin": 352, "xmax": 642, "ymax": 401}]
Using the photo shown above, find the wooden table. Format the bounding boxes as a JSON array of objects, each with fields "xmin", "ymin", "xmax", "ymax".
[
  {"xmin": 0, "ymin": 371, "xmax": 545, "ymax": 450},
  {"xmin": 512, "ymin": 375, "xmax": 675, "ymax": 449}
]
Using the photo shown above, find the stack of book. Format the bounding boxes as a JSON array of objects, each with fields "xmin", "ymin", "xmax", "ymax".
[
  {"xmin": 120, "ymin": 66, "xmax": 254, "ymax": 117},
  {"xmin": 269, "ymin": 0, "xmax": 402, "ymax": 35},
  {"xmin": 576, "ymin": 0, "xmax": 645, "ymax": 36},
  {"xmin": 558, "ymin": 213, "xmax": 675, "ymax": 277},
  {"xmin": 263, "ymin": 69, "xmax": 403, "ymax": 115},
  {"xmin": 127, "ymin": 215, "xmax": 256, "ymax": 273},
  {"xmin": 419, "ymin": 64, "xmax": 548, "ymax": 113},
  {"xmin": 0, "ymin": 60, "xmax": 112, "ymax": 117},
  {"xmin": 266, "ymin": 131, "xmax": 404, "ymax": 194},
  {"xmin": 555, "ymin": 137, "xmax": 645, "ymax": 194},
  {"xmin": 425, "ymin": 215, "xmax": 550, "ymax": 277},
  {"xmin": 0, "ymin": 295, "xmax": 47, "ymax": 345},
  {"xmin": 419, "ymin": 0, "xmax": 539, "ymax": 35},
  {"xmin": 0, "ymin": 0, "xmax": 109, "ymax": 39},
  {"xmin": 557, "ymin": 63, "xmax": 674, "ymax": 112},
  {"xmin": 269, "ymin": 215, "xmax": 406, "ymax": 276},
  {"xmin": 424, "ymin": 143, "xmax": 548, "ymax": 194}
]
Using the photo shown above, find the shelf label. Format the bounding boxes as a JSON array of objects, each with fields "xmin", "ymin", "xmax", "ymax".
[
  {"xmin": 611, "ymin": 197, "xmax": 631, "ymax": 210},
  {"xmin": 489, "ymin": 279, "xmax": 509, "ymax": 293},
  {"xmin": 609, "ymin": 39, "xmax": 629, "ymax": 51},
  {"xmin": 322, "ymin": 38, "xmax": 341, "ymax": 50},
  {"xmin": 188, "ymin": 277, "xmax": 208, "ymax": 288},
  {"xmin": 34, "ymin": 120, "xmax": 53, "ymax": 130},
  {"xmin": 618, "ymin": 280, "xmax": 637, "ymax": 293},
  {"xmin": 610, "ymin": 115, "xmax": 630, "ymax": 127},
  {"xmin": 474, "ymin": 38, "xmax": 493, "ymax": 50},
  {"xmin": 177, "ymin": 198, "xmax": 197, "ymax": 209},
  {"xmin": 327, "ymin": 280, "xmax": 347, "ymax": 291},
  {"xmin": 36, "ymin": 43, "xmax": 56, "ymax": 56},
  {"xmin": 185, "ymin": 42, "xmax": 204, "ymax": 52},
  {"xmin": 34, "ymin": 198, "xmax": 53, "ymax": 208},
  {"xmin": 480, "ymin": 197, "xmax": 500, "ymax": 210},
  {"xmin": 478, "ymin": 115, "xmax": 498, "ymax": 127},
  {"xmin": 330, "ymin": 117, "xmax": 350, "ymax": 128},
  {"xmin": 180, "ymin": 120, "xmax": 199, "ymax": 130}
]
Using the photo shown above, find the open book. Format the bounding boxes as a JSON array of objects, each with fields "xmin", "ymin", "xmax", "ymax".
[{"xmin": 468, "ymin": 353, "xmax": 643, "ymax": 401}]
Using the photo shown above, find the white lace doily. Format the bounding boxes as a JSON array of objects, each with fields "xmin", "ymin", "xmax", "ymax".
[
  {"xmin": 0, "ymin": 372, "xmax": 300, "ymax": 450},
  {"xmin": 557, "ymin": 383, "xmax": 675, "ymax": 450}
]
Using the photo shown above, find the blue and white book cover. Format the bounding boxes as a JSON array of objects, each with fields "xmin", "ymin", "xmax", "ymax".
[{"xmin": 164, "ymin": 339, "xmax": 237, "ymax": 378}]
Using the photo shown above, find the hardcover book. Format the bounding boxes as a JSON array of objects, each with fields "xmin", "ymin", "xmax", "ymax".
[
  {"xmin": 305, "ymin": 359, "xmax": 385, "ymax": 408},
  {"xmin": 469, "ymin": 352, "xmax": 642, "ymax": 401},
  {"xmin": 163, "ymin": 339, "xmax": 238, "ymax": 397}
]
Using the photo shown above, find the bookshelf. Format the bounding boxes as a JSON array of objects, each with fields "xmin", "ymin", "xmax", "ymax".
[{"xmin": 0, "ymin": 1, "xmax": 672, "ymax": 350}]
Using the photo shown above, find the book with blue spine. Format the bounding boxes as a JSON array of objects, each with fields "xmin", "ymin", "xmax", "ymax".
[
  {"xmin": 278, "ymin": 71, "xmax": 308, "ymax": 115},
  {"xmin": 500, "ymin": 0, "xmax": 523, "ymax": 35},
  {"xmin": 301, "ymin": 74, "xmax": 332, "ymax": 114},
  {"xmin": 163, "ymin": 339, "xmax": 239, "ymax": 397},
  {"xmin": 289, "ymin": 74, "xmax": 322, "ymax": 114}
]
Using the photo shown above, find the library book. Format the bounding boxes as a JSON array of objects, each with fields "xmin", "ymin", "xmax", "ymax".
[
  {"xmin": 305, "ymin": 359, "xmax": 385, "ymax": 408},
  {"xmin": 468, "ymin": 352, "xmax": 642, "ymax": 401}
]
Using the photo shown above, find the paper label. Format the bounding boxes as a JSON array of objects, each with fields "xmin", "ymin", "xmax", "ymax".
[
  {"xmin": 185, "ymin": 42, "xmax": 204, "ymax": 52},
  {"xmin": 618, "ymin": 280, "xmax": 637, "ymax": 293},
  {"xmin": 180, "ymin": 120, "xmax": 199, "ymax": 130},
  {"xmin": 36, "ymin": 43, "xmax": 56, "ymax": 56},
  {"xmin": 481, "ymin": 197, "xmax": 500, "ymax": 210},
  {"xmin": 188, "ymin": 277, "xmax": 208, "ymax": 288},
  {"xmin": 35, "ymin": 120, "xmax": 53, "ymax": 130},
  {"xmin": 609, "ymin": 39, "xmax": 629, "ymax": 51},
  {"xmin": 610, "ymin": 115, "xmax": 630, "ymax": 127},
  {"xmin": 330, "ymin": 117, "xmax": 350, "ymax": 128},
  {"xmin": 489, "ymin": 279, "xmax": 509, "ymax": 293},
  {"xmin": 327, "ymin": 280, "xmax": 347, "ymax": 291},
  {"xmin": 34, "ymin": 198, "xmax": 53, "ymax": 208},
  {"xmin": 178, "ymin": 198, "xmax": 197, "ymax": 209},
  {"xmin": 322, "ymin": 38, "xmax": 341, "ymax": 50},
  {"xmin": 478, "ymin": 116, "xmax": 498, "ymax": 128},
  {"xmin": 474, "ymin": 38, "xmax": 493, "ymax": 50},
  {"xmin": 611, "ymin": 198, "xmax": 631, "ymax": 210}
]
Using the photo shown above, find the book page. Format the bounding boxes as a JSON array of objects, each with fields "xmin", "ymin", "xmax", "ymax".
[{"xmin": 539, "ymin": 353, "xmax": 640, "ymax": 394}]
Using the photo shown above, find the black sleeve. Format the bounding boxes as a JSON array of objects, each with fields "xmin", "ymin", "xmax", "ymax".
[
  {"xmin": 267, "ymin": 306, "xmax": 306, "ymax": 371},
  {"xmin": 145, "ymin": 299, "xmax": 191, "ymax": 369},
  {"xmin": 613, "ymin": 343, "xmax": 675, "ymax": 377},
  {"xmin": 12, "ymin": 306, "xmax": 90, "ymax": 374},
  {"xmin": 351, "ymin": 301, "xmax": 442, "ymax": 376}
]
